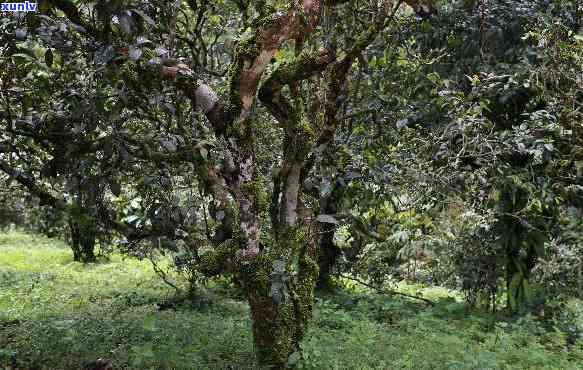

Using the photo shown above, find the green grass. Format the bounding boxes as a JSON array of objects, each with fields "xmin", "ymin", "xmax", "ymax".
[{"xmin": 1, "ymin": 231, "xmax": 582, "ymax": 369}]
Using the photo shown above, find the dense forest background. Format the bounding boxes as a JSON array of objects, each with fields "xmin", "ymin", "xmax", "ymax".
[{"xmin": 1, "ymin": 0, "xmax": 582, "ymax": 368}]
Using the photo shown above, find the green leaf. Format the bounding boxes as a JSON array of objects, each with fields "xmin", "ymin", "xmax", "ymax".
[
  {"xmin": 124, "ymin": 215, "xmax": 140, "ymax": 224},
  {"xmin": 316, "ymin": 214, "xmax": 339, "ymax": 224},
  {"xmin": 199, "ymin": 147, "xmax": 208, "ymax": 160},
  {"xmin": 11, "ymin": 53, "xmax": 35, "ymax": 62},
  {"xmin": 287, "ymin": 351, "xmax": 301, "ymax": 367}
]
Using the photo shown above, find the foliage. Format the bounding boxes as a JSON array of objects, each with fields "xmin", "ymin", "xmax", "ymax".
[{"xmin": 323, "ymin": 0, "xmax": 583, "ymax": 312}]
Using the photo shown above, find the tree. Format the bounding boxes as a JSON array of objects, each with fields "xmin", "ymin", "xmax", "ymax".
[
  {"xmin": 1, "ymin": 0, "xmax": 438, "ymax": 365},
  {"xmin": 157, "ymin": 1, "xmax": 434, "ymax": 364},
  {"xmin": 348, "ymin": 0, "xmax": 583, "ymax": 310}
]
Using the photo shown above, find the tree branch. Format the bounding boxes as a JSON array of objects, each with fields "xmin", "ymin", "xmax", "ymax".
[
  {"xmin": 339, "ymin": 274, "xmax": 435, "ymax": 306},
  {"xmin": 259, "ymin": 48, "xmax": 335, "ymax": 126},
  {"xmin": 0, "ymin": 159, "xmax": 67, "ymax": 209}
]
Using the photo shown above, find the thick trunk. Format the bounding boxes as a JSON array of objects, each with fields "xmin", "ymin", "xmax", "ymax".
[
  {"xmin": 241, "ymin": 227, "xmax": 319, "ymax": 367},
  {"xmin": 198, "ymin": 229, "xmax": 318, "ymax": 367},
  {"xmin": 80, "ymin": 226, "xmax": 97, "ymax": 262},
  {"xmin": 247, "ymin": 289, "xmax": 308, "ymax": 366}
]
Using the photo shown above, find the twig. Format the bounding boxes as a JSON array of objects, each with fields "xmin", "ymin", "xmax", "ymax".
[
  {"xmin": 338, "ymin": 274, "xmax": 435, "ymax": 306},
  {"xmin": 149, "ymin": 255, "xmax": 182, "ymax": 294}
]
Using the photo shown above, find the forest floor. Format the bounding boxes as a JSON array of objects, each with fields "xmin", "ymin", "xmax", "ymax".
[{"xmin": 0, "ymin": 231, "xmax": 582, "ymax": 369}]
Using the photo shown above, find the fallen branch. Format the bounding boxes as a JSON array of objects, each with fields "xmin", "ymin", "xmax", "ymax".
[{"xmin": 338, "ymin": 274, "xmax": 435, "ymax": 306}]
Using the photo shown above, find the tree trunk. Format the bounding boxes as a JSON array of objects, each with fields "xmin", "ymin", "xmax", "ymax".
[
  {"xmin": 505, "ymin": 254, "xmax": 519, "ymax": 310},
  {"xmin": 241, "ymin": 227, "xmax": 319, "ymax": 367},
  {"xmin": 316, "ymin": 224, "xmax": 339, "ymax": 290},
  {"xmin": 69, "ymin": 218, "xmax": 81, "ymax": 262},
  {"xmin": 316, "ymin": 184, "xmax": 342, "ymax": 290},
  {"xmin": 247, "ymin": 286, "xmax": 311, "ymax": 367},
  {"xmin": 69, "ymin": 218, "xmax": 96, "ymax": 263}
]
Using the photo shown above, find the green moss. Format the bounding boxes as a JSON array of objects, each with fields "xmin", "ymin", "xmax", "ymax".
[
  {"xmin": 232, "ymin": 222, "xmax": 319, "ymax": 366},
  {"xmin": 121, "ymin": 62, "xmax": 139, "ymax": 81},
  {"xmin": 277, "ymin": 228, "xmax": 319, "ymax": 357},
  {"xmin": 226, "ymin": 35, "xmax": 260, "ymax": 128},
  {"xmin": 281, "ymin": 112, "xmax": 316, "ymax": 162},
  {"xmin": 240, "ymin": 170, "xmax": 269, "ymax": 213},
  {"xmin": 251, "ymin": 8, "xmax": 289, "ymax": 30},
  {"xmin": 198, "ymin": 240, "xmax": 239, "ymax": 277},
  {"xmin": 298, "ymin": 116, "xmax": 316, "ymax": 142},
  {"xmin": 271, "ymin": 300, "xmax": 296, "ymax": 363},
  {"xmin": 239, "ymin": 253, "xmax": 272, "ymax": 294}
]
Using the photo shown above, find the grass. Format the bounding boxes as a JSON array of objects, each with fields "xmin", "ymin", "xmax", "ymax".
[{"xmin": 0, "ymin": 231, "xmax": 582, "ymax": 369}]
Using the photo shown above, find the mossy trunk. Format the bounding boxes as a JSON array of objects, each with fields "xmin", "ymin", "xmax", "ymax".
[
  {"xmin": 247, "ymin": 289, "xmax": 308, "ymax": 367},
  {"xmin": 242, "ymin": 228, "xmax": 319, "ymax": 367}
]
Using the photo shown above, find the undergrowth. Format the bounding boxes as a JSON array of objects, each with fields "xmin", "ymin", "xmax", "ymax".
[{"xmin": 0, "ymin": 231, "xmax": 581, "ymax": 369}]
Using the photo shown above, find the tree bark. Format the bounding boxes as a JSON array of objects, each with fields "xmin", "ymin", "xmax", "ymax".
[
  {"xmin": 243, "ymin": 226, "xmax": 319, "ymax": 367},
  {"xmin": 316, "ymin": 184, "xmax": 342, "ymax": 290},
  {"xmin": 68, "ymin": 183, "xmax": 97, "ymax": 263}
]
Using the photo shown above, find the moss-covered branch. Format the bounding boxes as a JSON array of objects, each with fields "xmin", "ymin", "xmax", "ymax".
[
  {"xmin": 161, "ymin": 66, "xmax": 228, "ymax": 136},
  {"xmin": 226, "ymin": 0, "xmax": 324, "ymax": 132},
  {"xmin": 258, "ymin": 48, "xmax": 335, "ymax": 126},
  {"xmin": 198, "ymin": 239, "xmax": 239, "ymax": 277}
]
